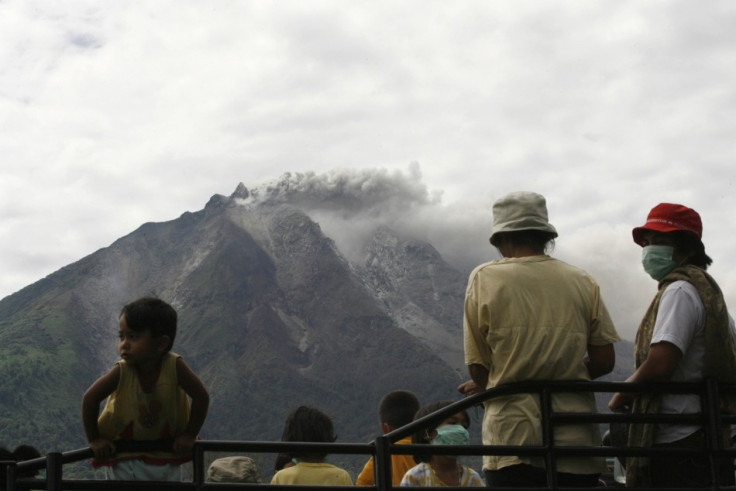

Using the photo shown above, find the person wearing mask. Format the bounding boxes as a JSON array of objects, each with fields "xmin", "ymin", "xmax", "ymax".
[
  {"xmin": 400, "ymin": 400, "xmax": 483, "ymax": 487},
  {"xmin": 609, "ymin": 202, "xmax": 736, "ymax": 488}
]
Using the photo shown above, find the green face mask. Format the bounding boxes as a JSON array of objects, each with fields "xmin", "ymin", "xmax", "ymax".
[
  {"xmin": 641, "ymin": 245, "xmax": 678, "ymax": 281},
  {"xmin": 431, "ymin": 424, "xmax": 470, "ymax": 446}
]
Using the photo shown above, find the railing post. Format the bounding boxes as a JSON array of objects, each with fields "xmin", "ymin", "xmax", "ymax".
[
  {"xmin": 540, "ymin": 387, "xmax": 557, "ymax": 489},
  {"xmin": 4, "ymin": 461, "xmax": 16, "ymax": 491},
  {"xmin": 45, "ymin": 452, "xmax": 63, "ymax": 491},
  {"xmin": 374, "ymin": 436, "xmax": 391, "ymax": 491},
  {"xmin": 704, "ymin": 378, "xmax": 723, "ymax": 488},
  {"xmin": 192, "ymin": 443, "xmax": 204, "ymax": 489}
]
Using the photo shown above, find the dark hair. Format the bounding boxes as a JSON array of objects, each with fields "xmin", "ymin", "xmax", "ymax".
[
  {"xmin": 379, "ymin": 390, "xmax": 420, "ymax": 429},
  {"xmin": 0, "ymin": 444, "xmax": 41, "ymax": 489},
  {"xmin": 492, "ymin": 230, "xmax": 556, "ymax": 254},
  {"xmin": 411, "ymin": 400, "xmax": 470, "ymax": 463},
  {"xmin": 669, "ymin": 231, "xmax": 713, "ymax": 270},
  {"xmin": 274, "ymin": 452, "xmax": 292, "ymax": 472},
  {"xmin": 280, "ymin": 406, "xmax": 337, "ymax": 461},
  {"xmin": 120, "ymin": 297, "xmax": 177, "ymax": 351},
  {"xmin": 11, "ymin": 445, "xmax": 40, "ymax": 463}
]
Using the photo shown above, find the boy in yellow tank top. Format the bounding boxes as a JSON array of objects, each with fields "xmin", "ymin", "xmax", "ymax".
[{"xmin": 81, "ymin": 297, "xmax": 209, "ymax": 481}]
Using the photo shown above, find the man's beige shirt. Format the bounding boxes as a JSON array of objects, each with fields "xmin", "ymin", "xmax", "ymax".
[{"xmin": 464, "ymin": 255, "xmax": 620, "ymax": 474}]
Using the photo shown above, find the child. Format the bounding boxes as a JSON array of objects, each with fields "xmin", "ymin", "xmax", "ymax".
[
  {"xmin": 400, "ymin": 400, "xmax": 483, "ymax": 487},
  {"xmin": 0, "ymin": 444, "xmax": 42, "ymax": 491},
  {"xmin": 356, "ymin": 390, "xmax": 421, "ymax": 486},
  {"xmin": 270, "ymin": 406, "xmax": 353, "ymax": 486},
  {"xmin": 81, "ymin": 297, "xmax": 209, "ymax": 481}
]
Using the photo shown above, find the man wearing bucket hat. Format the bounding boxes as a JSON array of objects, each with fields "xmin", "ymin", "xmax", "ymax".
[
  {"xmin": 609, "ymin": 203, "xmax": 736, "ymax": 488},
  {"xmin": 459, "ymin": 191, "xmax": 620, "ymax": 488}
]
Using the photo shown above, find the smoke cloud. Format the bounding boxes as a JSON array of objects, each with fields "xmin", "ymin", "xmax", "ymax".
[
  {"xmin": 242, "ymin": 165, "xmax": 494, "ymax": 272},
  {"xmin": 240, "ymin": 166, "xmax": 651, "ymax": 341}
]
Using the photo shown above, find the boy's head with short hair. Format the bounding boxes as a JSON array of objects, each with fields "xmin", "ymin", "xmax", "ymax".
[
  {"xmin": 378, "ymin": 390, "xmax": 420, "ymax": 433},
  {"xmin": 120, "ymin": 297, "xmax": 177, "ymax": 352}
]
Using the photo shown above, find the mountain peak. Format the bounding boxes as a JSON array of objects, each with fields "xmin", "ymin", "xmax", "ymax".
[{"xmin": 231, "ymin": 182, "xmax": 250, "ymax": 200}]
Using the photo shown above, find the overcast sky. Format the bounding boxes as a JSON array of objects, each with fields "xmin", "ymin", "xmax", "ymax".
[{"xmin": 2, "ymin": 1, "xmax": 735, "ymax": 341}]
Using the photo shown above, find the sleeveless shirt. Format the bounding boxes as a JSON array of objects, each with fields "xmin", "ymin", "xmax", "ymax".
[{"xmin": 94, "ymin": 352, "xmax": 191, "ymax": 466}]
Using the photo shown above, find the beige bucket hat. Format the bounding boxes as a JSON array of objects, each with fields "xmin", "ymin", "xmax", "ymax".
[
  {"xmin": 489, "ymin": 191, "xmax": 558, "ymax": 246},
  {"xmin": 207, "ymin": 456, "xmax": 262, "ymax": 483}
]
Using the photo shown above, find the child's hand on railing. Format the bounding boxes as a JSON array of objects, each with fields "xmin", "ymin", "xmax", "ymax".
[
  {"xmin": 173, "ymin": 433, "xmax": 196, "ymax": 455},
  {"xmin": 88, "ymin": 438, "xmax": 116, "ymax": 460}
]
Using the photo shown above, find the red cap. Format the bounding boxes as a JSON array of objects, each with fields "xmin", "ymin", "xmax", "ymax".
[{"xmin": 632, "ymin": 203, "xmax": 702, "ymax": 246}]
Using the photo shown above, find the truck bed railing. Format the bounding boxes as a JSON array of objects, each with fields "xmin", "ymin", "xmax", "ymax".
[{"xmin": 5, "ymin": 379, "xmax": 736, "ymax": 490}]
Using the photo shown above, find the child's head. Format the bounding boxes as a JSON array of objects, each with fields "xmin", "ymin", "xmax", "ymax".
[
  {"xmin": 11, "ymin": 445, "xmax": 41, "ymax": 464},
  {"xmin": 120, "ymin": 297, "xmax": 177, "ymax": 352},
  {"xmin": 0, "ymin": 444, "xmax": 41, "ymax": 487},
  {"xmin": 280, "ymin": 406, "xmax": 337, "ymax": 461},
  {"xmin": 378, "ymin": 390, "xmax": 420, "ymax": 433},
  {"xmin": 411, "ymin": 400, "xmax": 470, "ymax": 462}
]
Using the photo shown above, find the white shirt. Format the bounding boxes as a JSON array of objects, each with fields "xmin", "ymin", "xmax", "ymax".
[{"xmin": 651, "ymin": 280, "xmax": 736, "ymax": 443}]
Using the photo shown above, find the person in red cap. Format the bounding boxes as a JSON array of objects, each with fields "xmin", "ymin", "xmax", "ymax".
[{"xmin": 609, "ymin": 203, "xmax": 736, "ymax": 488}]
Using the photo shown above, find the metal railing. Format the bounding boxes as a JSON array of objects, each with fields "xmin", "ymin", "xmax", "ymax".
[{"xmin": 5, "ymin": 379, "xmax": 736, "ymax": 490}]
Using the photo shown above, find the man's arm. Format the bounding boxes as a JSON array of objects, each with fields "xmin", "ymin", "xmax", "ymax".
[
  {"xmin": 585, "ymin": 343, "xmax": 615, "ymax": 379},
  {"xmin": 458, "ymin": 363, "xmax": 489, "ymax": 397},
  {"xmin": 469, "ymin": 363, "xmax": 489, "ymax": 388}
]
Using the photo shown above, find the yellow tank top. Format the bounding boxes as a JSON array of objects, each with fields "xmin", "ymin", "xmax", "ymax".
[{"xmin": 95, "ymin": 352, "xmax": 191, "ymax": 465}]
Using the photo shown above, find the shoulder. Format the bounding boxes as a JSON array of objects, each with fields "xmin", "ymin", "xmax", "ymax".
[
  {"xmin": 404, "ymin": 462, "xmax": 429, "ymax": 477},
  {"xmin": 468, "ymin": 256, "xmax": 538, "ymax": 275},
  {"xmin": 336, "ymin": 465, "xmax": 352, "ymax": 478},
  {"xmin": 663, "ymin": 279, "xmax": 699, "ymax": 295},
  {"xmin": 467, "ymin": 260, "xmax": 499, "ymax": 282},
  {"xmin": 274, "ymin": 464, "xmax": 298, "ymax": 478},
  {"xmin": 84, "ymin": 363, "xmax": 122, "ymax": 399},
  {"xmin": 462, "ymin": 465, "xmax": 484, "ymax": 487},
  {"xmin": 653, "ymin": 281, "xmax": 704, "ymax": 345},
  {"xmin": 466, "ymin": 257, "xmax": 535, "ymax": 287},
  {"xmin": 159, "ymin": 352, "xmax": 181, "ymax": 373},
  {"xmin": 661, "ymin": 281, "xmax": 702, "ymax": 309},
  {"xmin": 545, "ymin": 257, "xmax": 600, "ymax": 283},
  {"xmin": 104, "ymin": 361, "xmax": 125, "ymax": 382},
  {"xmin": 166, "ymin": 351, "xmax": 182, "ymax": 363},
  {"xmin": 270, "ymin": 467, "xmax": 287, "ymax": 484},
  {"xmin": 168, "ymin": 352, "xmax": 186, "ymax": 370}
]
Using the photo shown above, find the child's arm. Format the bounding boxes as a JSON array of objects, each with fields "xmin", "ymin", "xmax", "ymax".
[
  {"xmin": 81, "ymin": 364, "xmax": 121, "ymax": 460},
  {"xmin": 173, "ymin": 357, "xmax": 210, "ymax": 454}
]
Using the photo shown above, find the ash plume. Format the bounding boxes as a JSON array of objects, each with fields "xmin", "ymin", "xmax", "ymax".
[{"xmin": 236, "ymin": 165, "xmax": 493, "ymax": 272}]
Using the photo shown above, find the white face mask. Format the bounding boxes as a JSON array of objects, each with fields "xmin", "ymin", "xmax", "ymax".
[{"xmin": 641, "ymin": 245, "xmax": 678, "ymax": 280}]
